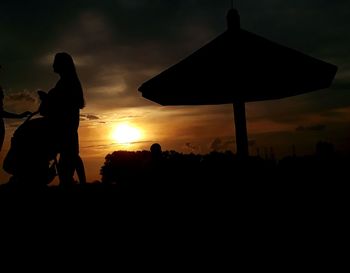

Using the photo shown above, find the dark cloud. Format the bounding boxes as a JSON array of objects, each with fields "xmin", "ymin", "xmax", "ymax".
[
  {"xmin": 320, "ymin": 109, "xmax": 346, "ymax": 118},
  {"xmin": 6, "ymin": 91, "xmax": 36, "ymax": 103},
  {"xmin": 87, "ymin": 114, "xmax": 99, "ymax": 120},
  {"xmin": 210, "ymin": 137, "xmax": 235, "ymax": 151},
  {"xmin": 247, "ymin": 87, "xmax": 350, "ymax": 126},
  {"xmin": 184, "ymin": 142, "xmax": 198, "ymax": 153},
  {"xmin": 118, "ymin": 114, "xmax": 143, "ymax": 119},
  {"xmin": 1, "ymin": 1, "xmax": 349, "ymax": 118},
  {"xmin": 3, "ymin": 90, "xmax": 39, "ymax": 112},
  {"xmin": 80, "ymin": 114, "xmax": 100, "ymax": 120},
  {"xmin": 295, "ymin": 124, "xmax": 326, "ymax": 132}
]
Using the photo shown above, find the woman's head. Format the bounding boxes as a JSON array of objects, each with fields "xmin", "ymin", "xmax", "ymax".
[
  {"xmin": 53, "ymin": 52, "xmax": 85, "ymax": 109},
  {"xmin": 53, "ymin": 52, "xmax": 76, "ymax": 76}
]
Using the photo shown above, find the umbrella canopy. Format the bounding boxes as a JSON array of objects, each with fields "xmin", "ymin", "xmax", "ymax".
[
  {"xmin": 138, "ymin": 9, "xmax": 337, "ymax": 158},
  {"xmin": 139, "ymin": 10, "xmax": 337, "ymax": 105}
]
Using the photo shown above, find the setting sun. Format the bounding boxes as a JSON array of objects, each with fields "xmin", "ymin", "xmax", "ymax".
[{"xmin": 111, "ymin": 123, "xmax": 142, "ymax": 144}]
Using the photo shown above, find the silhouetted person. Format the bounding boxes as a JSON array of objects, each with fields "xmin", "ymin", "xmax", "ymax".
[
  {"xmin": 150, "ymin": 143, "xmax": 162, "ymax": 163},
  {"xmin": 148, "ymin": 143, "xmax": 167, "ymax": 191},
  {"xmin": 38, "ymin": 90, "xmax": 86, "ymax": 184},
  {"xmin": 0, "ymin": 83, "xmax": 31, "ymax": 153},
  {"xmin": 40, "ymin": 52, "xmax": 86, "ymax": 187}
]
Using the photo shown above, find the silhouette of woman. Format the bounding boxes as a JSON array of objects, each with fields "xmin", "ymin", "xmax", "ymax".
[
  {"xmin": 44, "ymin": 53, "xmax": 86, "ymax": 186},
  {"xmin": 1, "ymin": 66, "xmax": 32, "ymax": 153}
]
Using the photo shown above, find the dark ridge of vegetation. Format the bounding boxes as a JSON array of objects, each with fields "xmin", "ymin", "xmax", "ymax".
[{"xmin": 100, "ymin": 141, "xmax": 348, "ymax": 186}]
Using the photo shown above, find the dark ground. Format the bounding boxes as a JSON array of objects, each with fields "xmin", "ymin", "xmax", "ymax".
[{"xmin": 0, "ymin": 166, "xmax": 346, "ymax": 267}]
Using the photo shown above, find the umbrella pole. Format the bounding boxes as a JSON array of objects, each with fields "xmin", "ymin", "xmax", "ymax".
[{"xmin": 233, "ymin": 101, "xmax": 249, "ymax": 159}]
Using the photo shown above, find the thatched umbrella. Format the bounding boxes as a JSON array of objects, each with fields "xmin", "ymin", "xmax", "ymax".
[{"xmin": 138, "ymin": 9, "xmax": 337, "ymax": 158}]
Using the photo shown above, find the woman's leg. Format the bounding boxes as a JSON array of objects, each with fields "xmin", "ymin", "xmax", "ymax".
[
  {"xmin": 76, "ymin": 155, "xmax": 86, "ymax": 184},
  {"xmin": 58, "ymin": 130, "xmax": 79, "ymax": 187},
  {"xmin": 58, "ymin": 151, "xmax": 76, "ymax": 186}
]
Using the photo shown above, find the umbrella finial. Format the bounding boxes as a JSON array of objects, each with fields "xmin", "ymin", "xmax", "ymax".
[
  {"xmin": 227, "ymin": 7, "xmax": 240, "ymax": 31},
  {"xmin": 230, "ymin": 0, "xmax": 237, "ymax": 9}
]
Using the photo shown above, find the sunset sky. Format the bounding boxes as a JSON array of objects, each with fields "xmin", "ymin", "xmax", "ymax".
[{"xmin": 1, "ymin": 0, "xmax": 349, "ymax": 183}]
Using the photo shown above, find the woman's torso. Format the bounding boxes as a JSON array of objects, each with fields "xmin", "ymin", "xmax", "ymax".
[{"xmin": 47, "ymin": 78, "xmax": 81, "ymax": 131}]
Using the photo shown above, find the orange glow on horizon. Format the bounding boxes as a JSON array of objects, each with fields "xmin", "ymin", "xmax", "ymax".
[{"xmin": 111, "ymin": 123, "xmax": 142, "ymax": 144}]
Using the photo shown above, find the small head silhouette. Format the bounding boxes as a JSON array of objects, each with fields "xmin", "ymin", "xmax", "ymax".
[{"xmin": 150, "ymin": 143, "xmax": 162, "ymax": 158}]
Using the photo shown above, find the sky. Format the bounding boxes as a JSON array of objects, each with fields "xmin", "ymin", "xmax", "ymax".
[{"xmin": 1, "ymin": 0, "xmax": 349, "ymax": 183}]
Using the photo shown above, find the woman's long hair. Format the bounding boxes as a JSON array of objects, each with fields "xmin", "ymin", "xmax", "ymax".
[{"xmin": 54, "ymin": 52, "xmax": 85, "ymax": 109}]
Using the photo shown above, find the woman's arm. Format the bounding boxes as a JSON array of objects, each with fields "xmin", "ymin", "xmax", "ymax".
[{"xmin": 1, "ymin": 110, "xmax": 32, "ymax": 118}]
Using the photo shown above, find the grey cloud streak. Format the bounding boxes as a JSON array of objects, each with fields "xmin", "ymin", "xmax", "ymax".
[{"xmin": 295, "ymin": 124, "xmax": 327, "ymax": 132}]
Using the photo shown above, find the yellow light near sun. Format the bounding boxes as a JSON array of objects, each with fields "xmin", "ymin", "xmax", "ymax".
[{"xmin": 111, "ymin": 123, "xmax": 141, "ymax": 143}]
